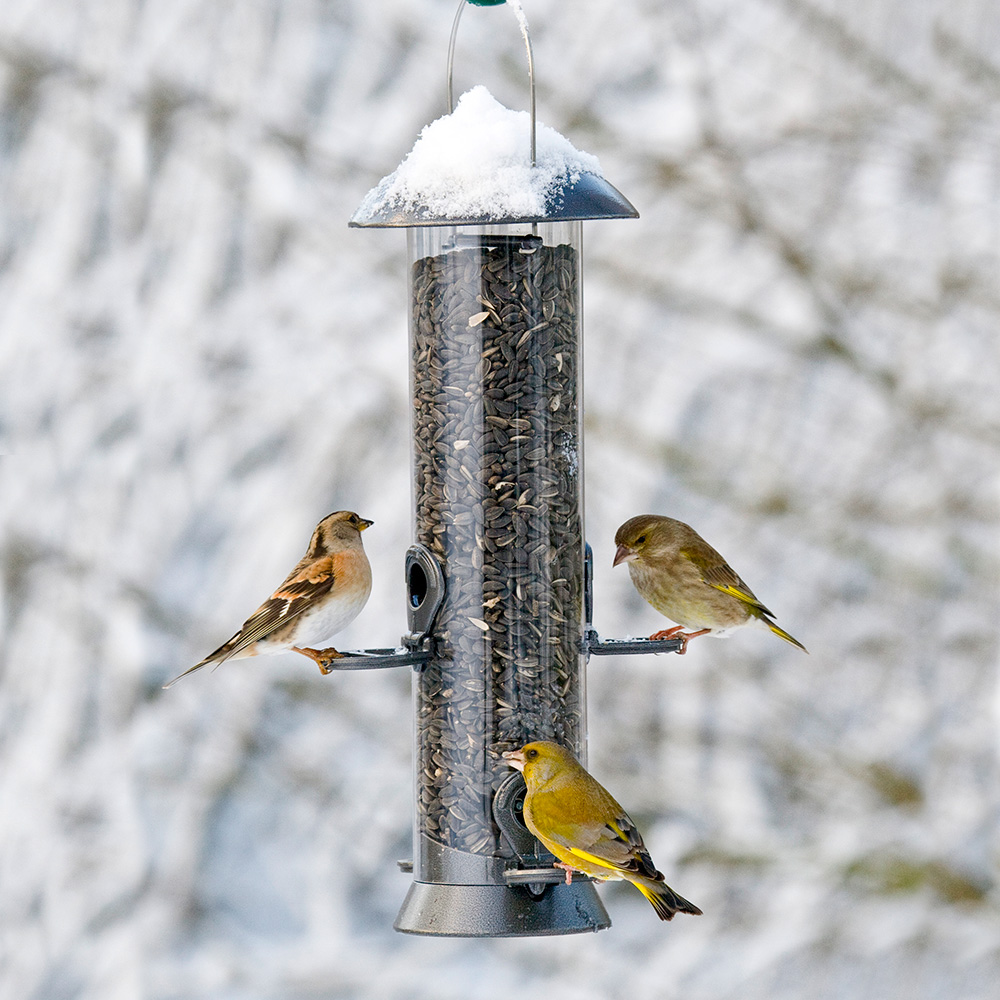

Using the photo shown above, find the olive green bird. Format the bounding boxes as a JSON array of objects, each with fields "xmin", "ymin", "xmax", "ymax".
[
  {"xmin": 503, "ymin": 740, "xmax": 702, "ymax": 921},
  {"xmin": 614, "ymin": 514, "xmax": 807, "ymax": 655}
]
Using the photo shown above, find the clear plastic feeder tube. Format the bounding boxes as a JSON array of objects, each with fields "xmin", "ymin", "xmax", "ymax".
[{"xmin": 408, "ymin": 222, "xmax": 586, "ymax": 881}]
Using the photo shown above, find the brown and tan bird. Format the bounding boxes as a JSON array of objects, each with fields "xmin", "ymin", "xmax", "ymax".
[
  {"xmin": 503, "ymin": 740, "xmax": 702, "ymax": 921},
  {"xmin": 165, "ymin": 510, "xmax": 373, "ymax": 687},
  {"xmin": 614, "ymin": 514, "xmax": 806, "ymax": 655}
]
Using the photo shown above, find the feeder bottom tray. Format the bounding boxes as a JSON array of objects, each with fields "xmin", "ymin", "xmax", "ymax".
[{"xmin": 394, "ymin": 878, "xmax": 610, "ymax": 937}]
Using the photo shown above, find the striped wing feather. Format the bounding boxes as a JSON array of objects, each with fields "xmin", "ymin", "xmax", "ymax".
[
  {"xmin": 681, "ymin": 545, "xmax": 774, "ymax": 617},
  {"xmin": 540, "ymin": 786, "xmax": 663, "ymax": 882},
  {"xmin": 218, "ymin": 557, "xmax": 336, "ymax": 659}
]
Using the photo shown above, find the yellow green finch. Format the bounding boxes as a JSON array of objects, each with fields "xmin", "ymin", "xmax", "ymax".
[
  {"xmin": 613, "ymin": 514, "xmax": 806, "ymax": 654},
  {"xmin": 502, "ymin": 740, "xmax": 702, "ymax": 921}
]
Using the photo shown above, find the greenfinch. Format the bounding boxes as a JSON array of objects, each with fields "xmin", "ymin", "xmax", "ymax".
[
  {"xmin": 502, "ymin": 740, "xmax": 702, "ymax": 921},
  {"xmin": 613, "ymin": 514, "xmax": 806, "ymax": 654}
]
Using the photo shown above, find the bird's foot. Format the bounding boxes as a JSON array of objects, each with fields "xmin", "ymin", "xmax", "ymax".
[
  {"xmin": 648, "ymin": 627, "xmax": 711, "ymax": 654},
  {"xmin": 676, "ymin": 628, "xmax": 711, "ymax": 654},
  {"xmin": 648, "ymin": 626, "xmax": 684, "ymax": 641},
  {"xmin": 293, "ymin": 646, "xmax": 346, "ymax": 674},
  {"xmin": 554, "ymin": 862, "xmax": 575, "ymax": 885}
]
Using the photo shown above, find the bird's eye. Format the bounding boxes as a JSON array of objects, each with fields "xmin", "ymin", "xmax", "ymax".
[
  {"xmin": 526, "ymin": 748, "xmax": 538, "ymax": 759},
  {"xmin": 636, "ymin": 535, "xmax": 646, "ymax": 545}
]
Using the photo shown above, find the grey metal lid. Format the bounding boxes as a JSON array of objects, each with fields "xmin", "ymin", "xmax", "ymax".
[
  {"xmin": 351, "ymin": 3, "xmax": 637, "ymax": 230},
  {"xmin": 349, "ymin": 169, "xmax": 638, "ymax": 228}
]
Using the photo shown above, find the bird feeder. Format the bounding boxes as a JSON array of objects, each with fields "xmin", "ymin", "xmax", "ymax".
[{"xmin": 346, "ymin": 0, "xmax": 676, "ymax": 938}]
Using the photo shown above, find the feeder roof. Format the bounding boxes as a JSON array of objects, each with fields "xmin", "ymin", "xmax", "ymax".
[{"xmin": 350, "ymin": 86, "xmax": 637, "ymax": 227}]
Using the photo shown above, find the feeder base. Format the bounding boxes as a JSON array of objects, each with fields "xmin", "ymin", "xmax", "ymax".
[{"xmin": 394, "ymin": 879, "xmax": 610, "ymax": 937}]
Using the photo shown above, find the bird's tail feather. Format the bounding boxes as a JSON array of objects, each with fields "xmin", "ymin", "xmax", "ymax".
[
  {"xmin": 635, "ymin": 878, "xmax": 703, "ymax": 920},
  {"xmin": 766, "ymin": 620, "xmax": 808, "ymax": 653},
  {"xmin": 163, "ymin": 632, "xmax": 245, "ymax": 689},
  {"xmin": 162, "ymin": 658, "xmax": 213, "ymax": 689}
]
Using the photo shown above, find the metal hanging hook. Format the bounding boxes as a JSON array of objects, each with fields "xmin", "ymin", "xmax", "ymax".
[{"xmin": 447, "ymin": 0, "xmax": 537, "ymax": 167}]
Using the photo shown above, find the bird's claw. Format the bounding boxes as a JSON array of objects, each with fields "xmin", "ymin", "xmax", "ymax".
[
  {"xmin": 293, "ymin": 646, "xmax": 346, "ymax": 674},
  {"xmin": 554, "ymin": 862, "xmax": 575, "ymax": 885},
  {"xmin": 648, "ymin": 627, "xmax": 710, "ymax": 655},
  {"xmin": 648, "ymin": 627, "xmax": 683, "ymax": 642}
]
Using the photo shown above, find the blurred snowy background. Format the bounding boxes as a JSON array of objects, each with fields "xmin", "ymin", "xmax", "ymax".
[{"xmin": 1, "ymin": 0, "xmax": 998, "ymax": 997}]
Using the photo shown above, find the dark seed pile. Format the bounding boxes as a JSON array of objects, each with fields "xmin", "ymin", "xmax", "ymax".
[{"xmin": 410, "ymin": 236, "xmax": 585, "ymax": 857}]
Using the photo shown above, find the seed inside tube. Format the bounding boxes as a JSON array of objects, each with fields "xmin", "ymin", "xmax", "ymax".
[{"xmin": 410, "ymin": 236, "xmax": 584, "ymax": 861}]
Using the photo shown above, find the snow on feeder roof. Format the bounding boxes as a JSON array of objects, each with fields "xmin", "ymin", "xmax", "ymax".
[{"xmin": 350, "ymin": 86, "xmax": 637, "ymax": 227}]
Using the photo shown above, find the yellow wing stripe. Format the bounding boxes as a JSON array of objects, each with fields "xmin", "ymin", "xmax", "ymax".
[
  {"xmin": 707, "ymin": 582, "xmax": 759, "ymax": 605},
  {"xmin": 567, "ymin": 846, "xmax": 623, "ymax": 876}
]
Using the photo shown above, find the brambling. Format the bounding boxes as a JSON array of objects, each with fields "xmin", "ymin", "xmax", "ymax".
[
  {"xmin": 165, "ymin": 510, "xmax": 373, "ymax": 687},
  {"xmin": 613, "ymin": 514, "xmax": 806, "ymax": 654},
  {"xmin": 503, "ymin": 741, "xmax": 702, "ymax": 921}
]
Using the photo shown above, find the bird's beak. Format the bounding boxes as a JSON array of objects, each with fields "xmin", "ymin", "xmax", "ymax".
[
  {"xmin": 613, "ymin": 543, "xmax": 636, "ymax": 567},
  {"xmin": 358, "ymin": 518, "xmax": 374, "ymax": 531},
  {"xmin": 502, "ymin": 749, "xmax": 526, "ymax": 771}
]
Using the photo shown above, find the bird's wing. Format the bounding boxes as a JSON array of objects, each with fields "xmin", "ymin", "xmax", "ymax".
[
  {"xmin": 561, "ymin": 811, "xmax": 663, "ymax": 882},
  {"xmin": 213, "ymin": 556, "xmax": 337, "ymax": 661},
  {"xmin": 163, "ymin": 556, "xmax": 338, "ymax": 687},
  {"xmin": 681, "ymin": 546, "xmax": 774, "ymax": 617}
]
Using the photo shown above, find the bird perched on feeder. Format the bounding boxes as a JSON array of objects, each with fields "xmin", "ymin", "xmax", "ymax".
[
  {"xmin": 613, "ymin": 514, "xmax": 806, "ymax": 655},
  {"xmin": 165, "ymin": 510, "xmax": 374, "ymax": 687},
  {"xmin": 502, "ymin": 740, "xmax": 702, "ymax": 921}
]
